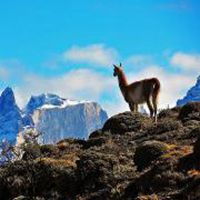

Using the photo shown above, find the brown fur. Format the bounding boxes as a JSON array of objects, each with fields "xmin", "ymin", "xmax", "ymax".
[{"xmin": 113, "ymin": 64, "xmax": 161, "ymax": 122}]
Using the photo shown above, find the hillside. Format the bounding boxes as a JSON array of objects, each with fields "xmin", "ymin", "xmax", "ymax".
[{"xmin": 0, "ymin": 102, "xmax": 200, "ymax": 200}]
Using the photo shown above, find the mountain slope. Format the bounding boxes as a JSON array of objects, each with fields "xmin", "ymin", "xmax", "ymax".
[{"xmin": 177, "ymin": 75, "xmax": 200, "ymax": 106}]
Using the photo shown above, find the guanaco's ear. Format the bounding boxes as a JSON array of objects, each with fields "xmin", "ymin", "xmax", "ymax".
[
  {"xmin": 113, "ymin": 64, "xmax": 117, "ymax": 68},
  {"xmin": 119, "ymin": 62, "xmax": 122, "ymax": 67}
]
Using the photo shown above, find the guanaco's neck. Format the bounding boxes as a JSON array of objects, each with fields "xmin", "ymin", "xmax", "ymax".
[{"xmin": 117, "ymin": 70, "xmax": 128, "ymax": 92}]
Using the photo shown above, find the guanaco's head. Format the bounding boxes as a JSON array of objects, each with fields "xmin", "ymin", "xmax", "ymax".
[{"xmin": 113, "ymin": 63, "xmax": 123, "ymax": 77}]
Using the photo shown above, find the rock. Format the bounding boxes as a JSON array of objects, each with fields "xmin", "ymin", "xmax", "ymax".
[
  {"xmin": 134, "ymin": 140, "xmax": 169, "ymax": 171},
  {"xmin": 102, "ymin": 112, "xmax": 150, "ymax": 135}
]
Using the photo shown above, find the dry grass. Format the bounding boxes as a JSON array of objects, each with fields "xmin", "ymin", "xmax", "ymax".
[
  {"xmin": 161, "ymin": 144, "xmax": 193, "ymax": 159},
  {"xmin": 40, "ymin": 152, "xmax": 79, "ymax": 168},
  {"xmin": 136, "ymin": 194, "xmax": 159, "ymax": 200},
  {"xmin": 187, "ymin": 169, "xmax": 200, "ymax": 177},
  {"xmin": 57, "ymin": 141, "xmax": 69, "ymax": 150}
]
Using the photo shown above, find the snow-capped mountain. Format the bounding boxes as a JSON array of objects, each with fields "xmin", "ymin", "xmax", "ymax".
[
  {"xmin": 25, "ymin": 94, "xmax": 108, "ymax": 143},
  {"xmin": 0, "ymin": 88, "xmax": 108, "ymax": 144},
  {"xmin": 25, "ymin": 93, "xmax": 67, "ymax": 114},
  {"xmin": 177, "ymin": 75, "xmax": 200, "ymax": 106}
]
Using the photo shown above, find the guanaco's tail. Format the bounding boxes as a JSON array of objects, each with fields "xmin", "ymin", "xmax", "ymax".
[{"xmin": 152, "ymin": 78, "xmax": 161, "ymax": 101}]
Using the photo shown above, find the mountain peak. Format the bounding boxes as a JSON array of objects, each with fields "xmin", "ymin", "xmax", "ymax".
[
  {"xmin": 0, "ymin": 87, "xmax": 18, "ymax": 113},
  {"xmin": 0, "ymin": 87, "xmax": 22, "ymax": 143},
  {"xmin": 177, "ymin": 75, "xmax": 200, "ymax": 106},
  {"xmin": 25, "ymin": 93, "xmax": 65, "ymax": 114},
  {"xmin": 25, "ymin": 93, "xmax": 89, "ymax": 114},
  {"xmin": 1, "ymin": 87, "xmax": 15, "ymax": 99}
]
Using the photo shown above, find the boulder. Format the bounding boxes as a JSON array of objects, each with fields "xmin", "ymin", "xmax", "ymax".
[{"xmin": 102, "ymin": 112, "xmax": 150, "ymax": 135}]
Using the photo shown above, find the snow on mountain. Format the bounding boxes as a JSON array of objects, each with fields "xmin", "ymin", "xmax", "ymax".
[
  {"xmin": 25, "ymin": 94, "xmax": 65, "ymax": 114},
  {"xmin": 0, "ymin": 88, "xmax": 108, "ymax": 145},
  {"xmin": 177, "ymin": 75, "xmax": 200, "ymax": 106},
  {"xmin": 24, "ymin": 93, "xmax": 108, "ymax": 143}
]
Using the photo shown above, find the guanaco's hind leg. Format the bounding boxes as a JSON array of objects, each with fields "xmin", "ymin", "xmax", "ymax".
[
  {"xmin": 134, "ymin": 104, "xmax": 138, "ymax": 113},
  {"xmin": 152, "ymin": 97, "xmax": 158, "ymax": 123},
  {"xmin": 129, "ymin": 102, "xmax": 138, "ymax": 113},
  {"xmin": 129, "ymin": 102, "xmax": 134, "ymax": 112},
  {"xmin": 146, "ymin": 99, "xmax": 154, "ymax": 118}
]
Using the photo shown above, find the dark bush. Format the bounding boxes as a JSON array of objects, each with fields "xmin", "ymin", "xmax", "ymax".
[
  {"xmin": 83, "ymin": 137, "xmax": 106, "ymax": 149},
  {"xmin": 89, "ymin": 129, "xmax": 111, "ymax": 139},
  {"xmin": 134, "ymin": 140, "xmax": 169, "ymax": 171},
  {"xmin": 40, "ymin": 144, "xmax": 58, "ymax": 157},
  {"xmin": 89, "ymin": 129, "xmax": 103, "ymax": 139},
  {"xmin": 179, "ymin": 102, "xmax": 200, "ymax": 121},
  {"xmin": 158, "ymin": 107, "xmax": 180, "ymax": 119},
  {"xmin": 22, "ymin": 143, "xmax": 41, "ymax": 161},
  {"xmin": 76, "ymin": 151, "xmax": 117, "ymax": 194},
  {"xmin": 146, "ymin": 119, "xmax": 182, "ymax": 136},
  {"xmin": 0, "ymin": 160, "xmax": 77, "ymax": 200}
]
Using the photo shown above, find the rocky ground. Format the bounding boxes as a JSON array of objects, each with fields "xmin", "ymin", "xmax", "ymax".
[{"xmin": 0, "ymin": 102, "xmax": 200, "ymax": 200}]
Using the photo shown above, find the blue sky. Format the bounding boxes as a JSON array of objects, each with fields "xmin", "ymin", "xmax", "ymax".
[{"xmin": 0, "ymin": 0, "xmax": 200, "ymax": 115}]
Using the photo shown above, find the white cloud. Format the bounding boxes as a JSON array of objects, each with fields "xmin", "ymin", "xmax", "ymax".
[
  {"xmin": 0, "ymin": 66, "xmax": 9, "ymax": 80},
  {"xmin": 171, "ymin": 52, "xmax": 200, "ymax": 71},
  {"xmin": 125, "ymin": 55, "xmax": 153, "ymax": 68},
  {"xmin": 14, "ymin": 69, "xmax": 115, "ymax": 110},
  {"xmin": 63, "ymin": 44, "xmax": 118, "ymax": 66},
  {"xmin": 125, "ymin": 65, "xmax": 195, "ymax": 109},
  {"xmin": 103, "ymin": 96, "xmax": 129, "ymax": 117}
]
